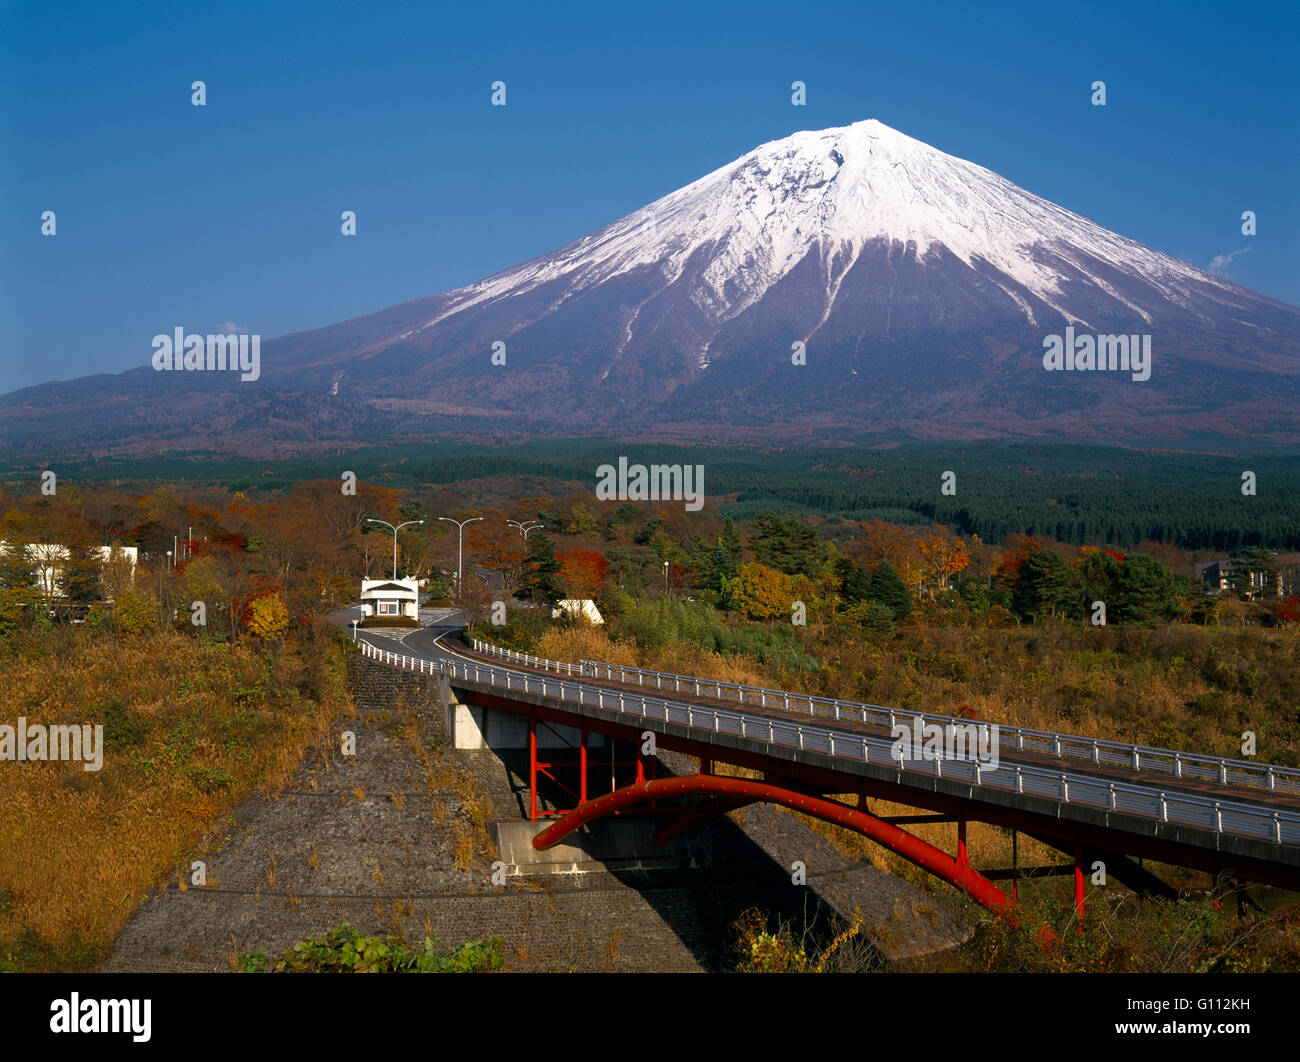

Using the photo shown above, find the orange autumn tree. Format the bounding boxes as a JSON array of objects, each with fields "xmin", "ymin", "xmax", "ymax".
[
  {"xmin": 469, "ymin": 512, "xmax": 531, "ymax": 597},
  {"xmin": 853, "ymin": 519, "xmax": 925, "ymax": 597},
  {"xmin": 557, "ymin": 548, "xmax": 608, "ymax": 601},
  {"xmin": 993, "ymin": 533, "xmax": 1042, "ymax": 589},
  {"xmin": 917, "ymin": 525, "xmax": 972, "ymax": 592}
]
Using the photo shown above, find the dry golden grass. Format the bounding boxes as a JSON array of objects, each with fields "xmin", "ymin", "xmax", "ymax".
[
  {"xmin": 603, "ymin": 930, "xmax": 622, "ymax": 968},
  {"xmin": 0, "ymin": 629, "xmax": 347, "ymax": 970},
  {"xmin": 799, "ymin": 623, "xmax": 1300, "ymax": 763},
  {"xmin": 534, "ymin": 626, "xmax": 638, "ymax": 668}
]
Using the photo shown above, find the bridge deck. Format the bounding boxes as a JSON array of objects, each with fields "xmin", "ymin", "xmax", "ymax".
[
  {"xmin": 354, "ymin": 629, "xmax": 1300, "ymax": 891},
  {"xmin": 455, "ymin": 641, "xmax": 1300, "ymax": 814}
]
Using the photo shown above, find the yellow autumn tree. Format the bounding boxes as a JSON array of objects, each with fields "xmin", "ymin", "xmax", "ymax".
[
  {"xmin": 729, "ymin": 562, "xmax": 793, "ymax": 621},
  {"xmin": 246, "ymin": 593, "xmax": 289, "ymax": 643}
]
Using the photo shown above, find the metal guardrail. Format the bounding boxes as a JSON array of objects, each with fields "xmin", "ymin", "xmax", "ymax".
[
  {"xmin": 576, "ymin": 659, "xmax": 1300, "ymax": 799},
  {"xmin": 366, "ymin": 640, "xmax": 1300, "ymax": 847},
  {"xmin": 470, "ymin": 639, "xmax": 585, "ymax": 676}
]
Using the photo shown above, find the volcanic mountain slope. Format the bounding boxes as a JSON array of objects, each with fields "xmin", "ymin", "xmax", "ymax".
[{"xmin": 5, "ymin": 118, "xmax": 1299, "ymax": 453}]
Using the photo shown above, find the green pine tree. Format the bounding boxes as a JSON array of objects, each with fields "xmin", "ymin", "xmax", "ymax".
[
  {"xmin": 719, "ymin": 518, "xmax": 744, "ymax": 566},
  {"xmin": 1113, "ymin": 554, "xmax": 1186, "ymax": 624},
  {"xmin": 60, "ymin": 541, "xmax": 104, "ymax": 617},
  {"xmin": 0, "ymin": 541, "xmax": 36, "ymax": 591},
  {"xmin": 705, "ymin": 541, "xmax": 737, "ymax": 595},
  {"xmin": 747, "ymin": 513, "xmax": 822, "ymax": 576},
  {"xmin": 520, "ymin": 531, "xmax": 563, "ymax": 607},
  {"xmin": 867, "ymin": 562, "xmax": 912, "ymax": 619},
  {"xmin": 1011, "ymin": 549, "xmax": 1081, "ymax": 622},
  {"xmin": 1077, "ymin": 549, "xmax": 1122, "ymax": 617}
]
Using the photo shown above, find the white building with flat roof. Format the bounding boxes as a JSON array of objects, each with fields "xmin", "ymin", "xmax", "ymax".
[
  {"xmin": 359, "ymin": 577, "xmax": 420, "ymax": 620},
  {"xmin": 0, "ymin": 542, "xmax": 137, "ymax": 599}
]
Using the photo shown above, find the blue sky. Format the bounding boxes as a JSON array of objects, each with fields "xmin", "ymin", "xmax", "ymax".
[{"xmin": 2, "ymin": 0, "xmax": 1296, "ymax": 393}]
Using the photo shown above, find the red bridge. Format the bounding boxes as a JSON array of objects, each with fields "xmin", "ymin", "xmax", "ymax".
[{"xmin": 356, "ymin": 630, "xmax": 1300, "ymax": 924}]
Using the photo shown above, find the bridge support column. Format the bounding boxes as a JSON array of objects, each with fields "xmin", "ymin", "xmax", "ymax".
[
  {"xmin": 1074, "ymin": 840, "xmax": 1085, "ymax": 933},
  {"xmin": 957, "ymin": 819, "xmax": 969, "ymax": 868},
  {"xmin": 528, "ymin": 713, "xmax": 538, "ymax": 822},
  {"xmin": 1011, "ymin": 831, "xmax": 1018, "ymax": 901},
  {"xmin": 579, "ymin": 726, "xmax": 588, "ymax": 804}
]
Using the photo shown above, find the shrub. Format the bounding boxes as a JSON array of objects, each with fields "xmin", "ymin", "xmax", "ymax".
[
  {"xmin": 239, "ymin": 923, "xmax": 504, "ymax": 973},
  {"xmin": 845, "ymin": 600, "xmax": 895, "ymax": 632},
  {"xmin": 102, "ymin": 696, "xmax": 151, "ymax": 750},
  {"xmin": 465, "ymin": 608, "xmax": 550, "ymax": 652},
  {"xmin": 112, "ymin": 589, "xmax": 160, "ymax": 635}
]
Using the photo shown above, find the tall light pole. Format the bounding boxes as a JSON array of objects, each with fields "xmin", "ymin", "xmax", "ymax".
[
  {"xmin": 439, "ymin": 516, "xmax": 483, "ymax": 592},
  {"xmin": 664, "ymin": 560, "xmax": 670, "ymax": 594},
  {"xmin": 508, "ymin": 519, "xmax": 542, "ymax": 538},
  {"xmin": 365, "ymin": 518, "xmax": 425, "ymax": 579}
]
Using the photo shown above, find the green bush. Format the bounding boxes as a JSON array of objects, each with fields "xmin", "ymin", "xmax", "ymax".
[
  {"xmin": 846, "ymin": 600, "xmax": 895, "ymax": 633},
  {"xmin": 612, "ymin": 596, "xmax": 817, "ymax": 671},
  {"xmin": 238, "ymin": 923, "xmax": 504, "ymax": 973},
  {"xmin": 466, "ymin": 608, "xmax": 550, "ymax": 652},
  {"xmin": 102, "ymin": 696, "xmax": 151, "ymax": 750}
]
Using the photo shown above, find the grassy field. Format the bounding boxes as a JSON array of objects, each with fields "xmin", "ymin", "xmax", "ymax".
[{"xmin": 0, "ymin": 624, "xmax": 349, "ymax": 971}]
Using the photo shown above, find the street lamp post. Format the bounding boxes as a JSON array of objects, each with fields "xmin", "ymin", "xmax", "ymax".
[
  {"xmin": 508, "ymin": 519, "xmax": 542, "ymax": 538},
  {"xmin": 365, "ymin": 518, "xmax": 426, "ymax": 579},
  {"xmin": 438, "ymin": 516, "xmax": 483, "ymax": 592},
  {"xmin": 664, "ymin": 560, "xmax": 670, "ymax": 594}
]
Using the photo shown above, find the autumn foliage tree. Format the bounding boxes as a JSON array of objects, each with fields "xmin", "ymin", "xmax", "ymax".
[
  {"xmin": 729, "ymin": 562, "xmax": 793, "ymax": 621},
  {"xmin": 246, "ymin": 591, "xmax": 289, "ymax": 644},
  {"xmin": 468, "ymin": 514, "xmax": 530, "ymax": 597},
  {"xmin": 557, "ymin": 549, "xmax": 608, "ymax": 601},
  {"xmin": 994, "ymin": 533, "xmax": 1043, "ymax": 590},
  {"xmin": 850, "ymin": 519, "xmax": 970, "ymax": 600},
  {"xmin": 1275, "ymin": 594, "xmax": 1300, "ymax": 626},
  {"xmin": 916, "ymin": 525, "xmax": 971, "ymax": 592},
  {"xmin": 113, "ymin": 588, "xmax": 161, "ymax": 635}
]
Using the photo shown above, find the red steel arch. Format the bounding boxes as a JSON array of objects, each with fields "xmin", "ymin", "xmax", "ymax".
[{"xmin": 531, "ymin": 774, "xmax": 1015, "ymax": 917}]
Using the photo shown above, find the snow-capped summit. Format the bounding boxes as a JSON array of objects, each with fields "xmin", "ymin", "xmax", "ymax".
[{"xmin": 434, "ymin": 118, "xmax": 1246, "ymax": 335}]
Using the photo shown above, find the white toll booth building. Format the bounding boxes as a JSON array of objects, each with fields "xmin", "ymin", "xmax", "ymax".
[{"xmin": 359, "ymin": 577, "xmax": 420, "ymax": 620}]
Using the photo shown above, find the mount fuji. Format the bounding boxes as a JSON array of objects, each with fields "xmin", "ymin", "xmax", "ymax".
[{"xmin": 5, "ymin": 118, "xmax": 1299, "ymax": 453}]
